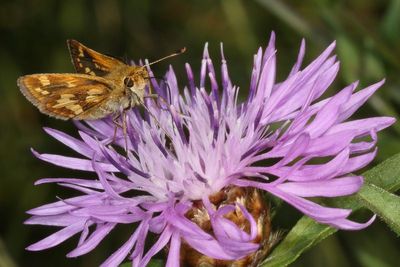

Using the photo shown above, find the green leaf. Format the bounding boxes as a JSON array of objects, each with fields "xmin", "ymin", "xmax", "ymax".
[
  {"xmin": 363, "ymin": 152, "xmax": 400, "ymax": 191},
  {"xmin": 334, "ymin": 152, "xmax": 400, "ymax": 210},
  {"xmin": 259, "ymin": 217, "xmax": 335, "ymax": 267},
  {"xmin": 260, "ymin": 152, "xmax": 400, "ymax": 267},
  {"xmin": 356, "ymin": 183, "xmax": 400, "ymax": 235}
]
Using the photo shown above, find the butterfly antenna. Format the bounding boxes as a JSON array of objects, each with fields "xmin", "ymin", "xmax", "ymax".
[{"xmin": 144, "ymin": 47, "xmax": 186, "ymax": 67}]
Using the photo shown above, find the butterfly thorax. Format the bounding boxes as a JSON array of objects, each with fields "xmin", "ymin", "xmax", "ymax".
[{"xmin": 87, "ymin": 66, "xmax": 149, "ymax": 119}]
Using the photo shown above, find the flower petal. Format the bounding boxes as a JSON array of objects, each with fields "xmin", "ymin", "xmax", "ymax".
[
  {"xmin": 44, "ymin": 127, "xmax": 93, "ymax": 158},
  {"xmin": 25, "ymin": 214, "xmax": 79, "ymax": 227},
  {"xmin": 277, "ymin": 176, "xmax": 363, "ymax": 197},
  {"xmin": 100, "ymin": 225, "xmax": 141, "ymax": 267},
  {"xmin": 31, "ymin": 149, "xmax": 118, "ymax": 172},
  {"xmin": 67, "ymin": 223, "xmax": 116, "ymax": 257},
  {"xmin": 26, "ymin": 220, "xmax": 88, "ymax": 251},
  {"xmin": 139, "ymin": 225, "xmax": 173, "ymax": 267},
  {"xmin": 326, "ymin": 214, "xmax": 376, "ymax": 230},
  {"xmin": 166, "ymin": 231, "xmax": 181, "ymax": 267}
]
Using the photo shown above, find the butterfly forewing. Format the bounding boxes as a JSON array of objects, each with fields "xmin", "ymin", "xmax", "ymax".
[
  {"xmin": 18, "ymin": 74, "xmax": 113, "ymax": 120},
  {"xmin": 67, "ymin": 39, "xmax": 125, "ymax": 77},
  {"xmin": 18, "ymin": 39, "xmax": 185, "ymax": 122}
]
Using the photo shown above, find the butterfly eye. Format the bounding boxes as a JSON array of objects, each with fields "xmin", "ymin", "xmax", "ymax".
[{"xmin": 124, "ymin": 77, "xmax": 134, "ymax": 88}]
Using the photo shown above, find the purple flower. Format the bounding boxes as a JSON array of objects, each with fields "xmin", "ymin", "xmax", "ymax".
[{"xmin": 26, "ymin": 33, "xmax": 394, "ymax": 266}]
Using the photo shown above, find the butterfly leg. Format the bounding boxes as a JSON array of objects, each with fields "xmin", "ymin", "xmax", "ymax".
[
  {"xmin": 112, "ymin": 111, "xmax": 129, "ymax": 157},
  {"xmin": 121, "ymin": 110, "xmax": 129, "ymax": 156},
  {"xmin": 111, "ymin": 114, "xmax": 122, "ymax": 143}
]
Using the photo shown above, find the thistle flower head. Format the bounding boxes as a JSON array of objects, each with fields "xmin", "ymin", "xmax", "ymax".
[{"xmin": 26, "ymin": 33, "xmax": 395, "ymax": 266}]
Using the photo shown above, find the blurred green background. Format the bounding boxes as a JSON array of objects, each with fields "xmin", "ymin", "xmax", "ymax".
[{"xmin": 0, "ymin": 0, "xmax": 399, "ymax": 266}]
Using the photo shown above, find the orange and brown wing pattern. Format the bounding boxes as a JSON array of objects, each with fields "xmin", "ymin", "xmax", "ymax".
[
  {"xmin": 67, "ymin": 39, "xmax": 125, "ymax": 77},
  {"xmin": 18, "ymin": 74, "xmax": 113, "ymax": 120}
]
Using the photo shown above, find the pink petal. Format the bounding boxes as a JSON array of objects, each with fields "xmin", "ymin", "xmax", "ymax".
[
  {"xmin": 26, "ymin": 220, "xmax": 88, "ymax": 251},
  {"xmin": 327, "ymin": 117, "xmax": 395, "ymax": 136},
  {"xmin": 166, "ymin": 231, "xmax": 181, "ymax": 267},
  {"xmin": 139, "ymin": 225, "xmax": 172, "ymax": 267},
  {"xmin": 100, "ymin": 225, "xmax": 141, "ymax": 267},
  {"xmin": 25, "ymin": 214, "xmax": 79, "ymax": 227},
  {"xmin": 31, "ymin": 149, "xmax": 118, "ymax": 172},
  {"xmin": 326, "ymin": 214, "xmax": 376, "ymax": 230},
  {"xmin": 44, "ymin": 127, "xmax": 93, "ymax": 158},
  {"xmin": 277, "ymin": 176, "xmax": 363, "ymax": 197},
  {"xmin": 67, "ymin": 223, "xmax": 116, "ymax": 257}
]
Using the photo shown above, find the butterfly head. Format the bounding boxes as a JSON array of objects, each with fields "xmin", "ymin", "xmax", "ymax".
[
  {"xmin": 122, "ymin": 48, "xmax": 186, "ymax": 105},
  {"xmin": 123, "ymin": 67, "xmax": 150, "ymax": 101}
]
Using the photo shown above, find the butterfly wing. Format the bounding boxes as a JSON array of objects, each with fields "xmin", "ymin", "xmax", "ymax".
[
  {"xmin": 67, "ymin": 39, "xmax": 126, "ymax": 77},
  {"xmin": 18, "ymin": 73, "xmax": 115, "ymax": 120}
]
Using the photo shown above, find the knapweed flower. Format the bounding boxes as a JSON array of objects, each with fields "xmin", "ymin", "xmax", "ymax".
[{"xmin": 26, "ymin": 33, "xmax": 394, "ymax": 267}]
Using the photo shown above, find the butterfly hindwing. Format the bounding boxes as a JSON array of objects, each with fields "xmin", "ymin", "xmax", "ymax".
[
  {"xmin": 18, "ymin": 73, "xmax": 113, "ymax": 120},
  {"xmin": 67, "ymin": 39, "xmax": 125, "ymax": 77}
]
